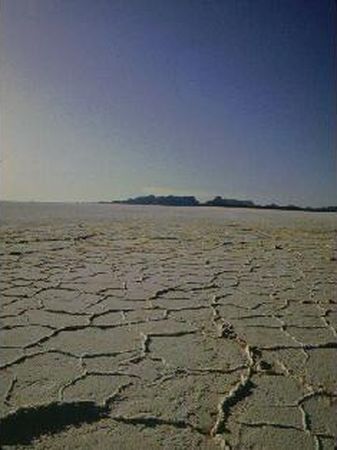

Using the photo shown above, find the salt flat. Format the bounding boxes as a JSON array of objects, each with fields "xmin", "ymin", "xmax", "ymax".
[{"xmin": 0, "ymin": 203, "xmax": 336, "ymax": 449}]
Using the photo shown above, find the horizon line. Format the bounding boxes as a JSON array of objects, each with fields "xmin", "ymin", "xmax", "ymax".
[{"xmin": 1, "ymin": 195, "xmax": 337, "ymax": 211}]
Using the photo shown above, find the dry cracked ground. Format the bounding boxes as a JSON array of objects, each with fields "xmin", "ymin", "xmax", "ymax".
[{"xmin": 0, "ymin": 207, "xmax": 336, "ymax": 449}]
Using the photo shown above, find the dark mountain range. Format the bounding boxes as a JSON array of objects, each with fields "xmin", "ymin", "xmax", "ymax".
[{"xmin": 106, "ymin": 195, "xmax": 337, "ymax": 212}]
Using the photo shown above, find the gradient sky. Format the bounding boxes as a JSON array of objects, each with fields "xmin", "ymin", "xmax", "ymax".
[{"xmin": 1, "ymin": 0, "xmax": 336, "ymax": 206}]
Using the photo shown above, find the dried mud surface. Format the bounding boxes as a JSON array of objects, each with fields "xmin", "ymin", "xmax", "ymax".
[{"xmin": 0, "ymin": 206, "xmax": 336, "ymax": 449}]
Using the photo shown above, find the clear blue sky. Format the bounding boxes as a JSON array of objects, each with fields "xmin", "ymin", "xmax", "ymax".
[{"xmin": 1, "ymin": 0, "xmax": 336, "ymax": 206}]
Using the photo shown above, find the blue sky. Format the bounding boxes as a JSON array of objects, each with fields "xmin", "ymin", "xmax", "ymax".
[{"xmin": 1, "ymin": 0, "xmax": 336, "ymax": 206}]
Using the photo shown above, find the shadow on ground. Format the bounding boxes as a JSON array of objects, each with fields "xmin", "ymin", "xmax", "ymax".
[{"xmin": 0, "ymin": 401, "xmax": 108, "ymax": 445}]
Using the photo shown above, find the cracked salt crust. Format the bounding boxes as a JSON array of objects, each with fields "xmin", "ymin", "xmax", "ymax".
[{"xmin": 0, "ymin": 207, "xmax": 336, "ymax": 449}]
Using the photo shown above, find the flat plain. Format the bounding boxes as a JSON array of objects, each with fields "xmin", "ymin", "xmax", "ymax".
[{"xmin": 0, "ymin": 203, "xmax": 336, "ymax": 449}]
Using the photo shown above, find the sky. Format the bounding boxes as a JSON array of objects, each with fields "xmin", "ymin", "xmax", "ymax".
[{"xmin": 1, "ymin": 0, "xmax": 336, "ymax": 206}]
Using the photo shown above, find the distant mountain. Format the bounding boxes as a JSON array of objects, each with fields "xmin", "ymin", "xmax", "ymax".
[
  {"xmin": 113, "ymin": 194, "xmax": 200, "ymax": 206},
  {"xmin": 108, "ymin": 195, "xmax": 337, "ymax": 212},
  {"xmin": 204, "ymin": 196, "xmax": 255, "ymax": 208}
]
